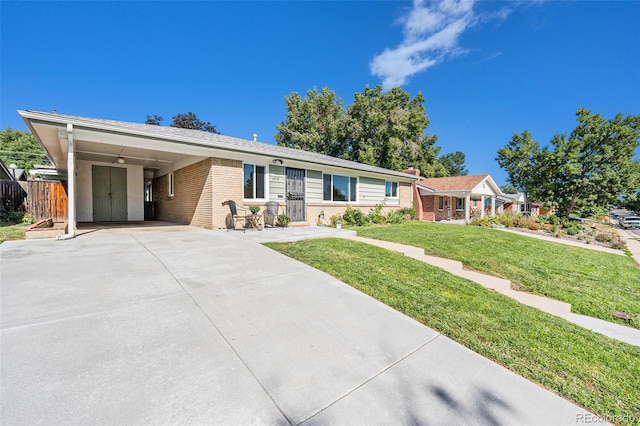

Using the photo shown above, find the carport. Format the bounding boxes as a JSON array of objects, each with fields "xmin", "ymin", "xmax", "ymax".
[{"xmin": 21, "ymin": 111, "xmax": 217, "ymax": 236}]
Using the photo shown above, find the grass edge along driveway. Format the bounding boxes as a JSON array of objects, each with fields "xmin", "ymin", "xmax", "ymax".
[
  {"xmin": 356, "ymin": 222, "xmax": 640, "ymax": 329},
  {"xmin": 266, "ymin": 238, "xmax": 640, "ymax": 425}
]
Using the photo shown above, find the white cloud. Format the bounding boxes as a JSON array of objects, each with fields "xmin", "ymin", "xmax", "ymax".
[{"xmin": 370, "ymin": 0, "xmax": 476, "ymax": 89}]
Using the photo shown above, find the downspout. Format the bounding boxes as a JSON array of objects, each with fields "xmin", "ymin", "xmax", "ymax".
[{"xmin": 57, "ymin": 123, "xmax": 76, "ymax": 240}]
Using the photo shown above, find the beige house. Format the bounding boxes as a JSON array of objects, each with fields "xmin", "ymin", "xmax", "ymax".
[{"xmin": 20, "ymin": 110, "xmax": 419, "ymax": 235}]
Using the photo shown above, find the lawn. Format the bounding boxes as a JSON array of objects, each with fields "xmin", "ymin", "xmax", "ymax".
[
  {"xmin": 266, "ymin": 238, "xmax": 640, "ymax": 424},
  {"xmin": 355, "ymin": 222, "xmax": 640, "ymax": 329},
  {"xmin": 0, "ymin": 222, "xmax": 26, "ymax": 243}
]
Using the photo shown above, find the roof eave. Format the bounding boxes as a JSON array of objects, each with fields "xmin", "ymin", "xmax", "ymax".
[{"xmin": 18, "ymin": 110, "xmax": 420, "ymax": 182}]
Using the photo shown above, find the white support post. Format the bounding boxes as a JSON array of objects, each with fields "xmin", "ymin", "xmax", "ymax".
[
  {"xmin": 491, "ymin": 196, "xmax": 496, "ymax": 216},
  {"xmin": 465, "ymin": 193, "xmax": 470, "ymax": 222},
  {"xmin": 66, "ymin": 123, "xmax": 76, "ymax": 237},
  {"xmin": 480, "ymin": 195, "xmax": 485, "ymax": 218}
]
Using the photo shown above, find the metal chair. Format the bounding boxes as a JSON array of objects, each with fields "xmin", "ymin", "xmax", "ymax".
[
  {"xmin": 263, "ymin": 201, "xmax": 284, "ymax": 228},
  {"xmin": 222, "ymin": 200, "xmax": 250, "ymax": 232}
]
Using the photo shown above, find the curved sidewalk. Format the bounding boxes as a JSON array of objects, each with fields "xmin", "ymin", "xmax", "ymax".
[{"xmin": 343, "ymin": 235, "xmax": 640, "ymax": 347}]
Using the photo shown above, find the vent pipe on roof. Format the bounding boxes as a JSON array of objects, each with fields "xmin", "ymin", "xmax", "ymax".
[{"xmin": 252, "ymin": 133, "xmax": 258, "ymax": 142}]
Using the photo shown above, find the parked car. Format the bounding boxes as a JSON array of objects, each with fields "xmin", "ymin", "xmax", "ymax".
[{"xmin": 622, "ymin": 216, "xmax": 640, "ymax": 229}]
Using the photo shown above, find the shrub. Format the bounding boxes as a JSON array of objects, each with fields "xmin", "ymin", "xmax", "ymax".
[
  {"xmin": 595, "ymin": 232, "xmax": 614, "ymax": 244},
  {"xmin": 385, "ymin": 210, "xmax": 405, "ymax": 224},
  {"xmin": 566, "ymin": 224, "xmax": 582, "ymax": 236},
  {"xmin": 329, "ymin": 214, "xmax": 342, "ymax": 227},
  {"xmin": 342, "ymin": 205, "xmax": 367, "ymax": 226},
  {"xmin": 537, "ymin": 214, "xmax": 549, "ymax": 225},
  {"xmin": 0, "ymin": 209, "xmax": 25, "ymax": 224},
  {"xmin": 398, "ymin": 205, "xmax": 416, "ymax": 220},
  {"xmin": 470, "ymin": 216, "xmax": 493, "ymax": 227},
  {"xmin": 367, "ymin": 204, "xmax": 386, "ymax": 224}
]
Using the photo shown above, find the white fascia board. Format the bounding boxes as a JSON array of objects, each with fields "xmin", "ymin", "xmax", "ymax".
[{"xmin": 19, "ymin": 110, "xmax": 420, "ymax": 183}]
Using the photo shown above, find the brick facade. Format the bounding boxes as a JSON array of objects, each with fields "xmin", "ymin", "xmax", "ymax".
[
  {"xmin": 153, "ymin": 158, "xmax": 214, "ymax": 228},
  {"xmin": 155, "ymin": 157, "xmax": 418, "ymax": 228}
]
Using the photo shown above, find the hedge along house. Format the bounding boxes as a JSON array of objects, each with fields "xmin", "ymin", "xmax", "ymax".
[
  {"xmin": 414, "ymin": 174, "xmax": 503, "ymax": 222},
  {"xmin": 20, "ymin": 110, "xmax": 420, "ymax": 235}
]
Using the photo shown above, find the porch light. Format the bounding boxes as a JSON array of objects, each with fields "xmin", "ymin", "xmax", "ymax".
[{"xmin": 117, "ymin": 157, "xmax": 125, "ymax": 164}]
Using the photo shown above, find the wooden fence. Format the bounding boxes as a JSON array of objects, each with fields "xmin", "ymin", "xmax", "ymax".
[
  {"xmin": 20, "ymin": 180, "xmax": 68, "ymax": 222},
  {"xmin": 0, "ymin": 180, "xmax": 28, "ymax": 213}
]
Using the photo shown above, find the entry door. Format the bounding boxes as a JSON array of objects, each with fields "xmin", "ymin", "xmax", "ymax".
[
  {"xmin": 286, "ymin": 168, "xmax": 305, "ymax": 222},
  {"xmin": 92, "ymin": 165, "xmax": 128, "ymax": 222}
]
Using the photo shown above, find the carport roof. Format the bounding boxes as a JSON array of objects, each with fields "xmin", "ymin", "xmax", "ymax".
[{"xmin": 19, "ymin": 110, "xmax": 421, "ymax": 182}]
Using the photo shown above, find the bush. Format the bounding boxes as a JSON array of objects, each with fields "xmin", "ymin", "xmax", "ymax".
[
  {"xmin": 329, "ymin": 214, "xmax": 342, "ymax": 227},
  {"xmin": 566, "ymin": 224, "xmax": 582, "ymax": 236},
  {"xmin": 595, "ymin": 232, "xmax": 614, "ymax": 244},
  {"xmin": 398, "ymin": 205, "xmax": 416, "ymax": 220},
  {"xmin": 367, "ymin": 204, "xmax": 386, "ymax": 224},
  {"xmin": 385, "ymin": 210, "xmax": 405, "ymax": 224},
  {"xmin": 470, "ymin": 216, "xmax": 493, "ymax": 227},
  {"xmin": 342, "ymin": 205, "xmax": 367, "ymax": 226},
  {"xmin": 0, "ymin": 209, "xmax": 26, "ymax": 224}
]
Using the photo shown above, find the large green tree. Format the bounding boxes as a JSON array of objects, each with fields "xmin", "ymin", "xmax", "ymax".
[
  {"xmin": 145, "ymin": 112, "xmax": 219, "ymax": 133},
  {"xmin": 497, "ymin": 108, "xmax": 640, "ymax": 217},
  {"xmin": 274, "ymin": 87, "xmax": 346, "ymax": 157},
  {"xmin": 275, "ymin": 85, "xmax": 448, "ymax": 177},
  {"xmin": 0, "ymin": 128, "xmax": 49, "ymax": 172},
  {"xmin": 439, "ymin": 151, "xmax": 468, "ymax": 176}
]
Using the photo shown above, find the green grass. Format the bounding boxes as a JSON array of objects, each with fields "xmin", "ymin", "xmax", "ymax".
[
  {"xmin": 266, "ymin": 238, "xmax": 640, "ymax": 424},
  {"xmin": 0, "ymin": 222, "xmax": 26, "ymax": 243},
  {"xmin": 355, "ymin": 222, "xmax": 640, "ymax": 329}
]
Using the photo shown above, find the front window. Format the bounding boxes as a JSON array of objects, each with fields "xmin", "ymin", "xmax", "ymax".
[
  {"xmin": 385, "ymin": 181, "xmax": 398, "ymax": 198},
  {"xmin": 456, "ymin": 197, "xmax": 465, "ymax": 210},
  {"xmin": 439, "ymin": 196, "xmax": 444, "ymax": 210},
  {"xmin": 323, "ymin": 174, "xmax": 357, "ymax": 202},
  {"xmin": 244, "ymin": 164, "xmax": 265, "ymax": 199},
  {"xmin": 168, "ymin": 173, "xmax": 174, "ymax": 197}
]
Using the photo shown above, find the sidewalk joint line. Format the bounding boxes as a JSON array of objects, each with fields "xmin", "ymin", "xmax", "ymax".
[
  {"xmin": 130, "ymin": 234, "xmax": 294, "ymax": 425},
  {"xmin": 297, "ymin": 333, "xmax": 441, "ymax": 425}
]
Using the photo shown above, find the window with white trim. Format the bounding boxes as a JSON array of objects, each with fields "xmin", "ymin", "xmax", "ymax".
[
  {"xmin": 456, "ymin": 197, "xmax": 465, "ymax": 210},
  {"xmin": 439, "ymin": 196, "xmax": 444, "ymax": 210},
  {"xmin": 243, "ymin": 163, "xmax": 266, "ymax": 199},
  {"xmin": 168, "ymin": 173, "xmax": 174, "ymax": 197},
  {"xmin": 385, "ymin": 181, "xmax": 398, "ymax": 198},
  {"xmin": 323, "ymin": 174, "xmax": 357, "ymax": 202}
]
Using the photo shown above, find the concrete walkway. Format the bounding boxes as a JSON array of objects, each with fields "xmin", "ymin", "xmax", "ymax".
[
  {"xmin": 497, "ymin": 227, "xmax": 626, "ymax": 256},
  {"xmin": 344, "ymin": 235, "xmax": 640, "ymax": 347},
  {"xmin": 1, "ymin": 227, "xmax": 591, "ymax": 425},
  {"xmin": 616, "ymin": 227, "xmax": 640, "ymax": 266}
]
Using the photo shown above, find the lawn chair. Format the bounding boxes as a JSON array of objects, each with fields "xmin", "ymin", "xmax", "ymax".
[
  {"xmin": 263, "ymin": 201, "xmax": 284, "ymax": 228},
  {"xmin": 222, "ymin": 200, "xmax": 250, "ymax": 232}
]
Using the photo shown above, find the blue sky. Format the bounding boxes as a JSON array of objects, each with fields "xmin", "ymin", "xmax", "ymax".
[{"xmin": 1, "ymin": 0, "xmax": 639, "ymax": 186}]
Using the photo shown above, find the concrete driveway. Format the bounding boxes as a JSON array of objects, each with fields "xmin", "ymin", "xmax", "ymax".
[{"xmin": 1, "ymin": 226, "xmax": 591, "ymax": 425}]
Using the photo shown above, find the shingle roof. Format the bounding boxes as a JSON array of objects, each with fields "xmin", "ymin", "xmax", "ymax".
[
  {"xmin": 21, "ymin": 110, "xmax": 420, "ymax": 181},
  {"xmin": 418, "ymin": 174, "xmax": 490, "ymax": 191}
]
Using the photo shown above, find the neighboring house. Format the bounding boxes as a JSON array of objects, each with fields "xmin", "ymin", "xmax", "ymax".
[
  {"xmin": 19, "ymin": 110, "xmax": 420, "ymax": 234},
  {"xmin": 413, "ymin": 174, "xmax": 503, "ymax": 222},
  {"xmin": 0, "ymin": 159, "xmax": 12, "ymax": 180},
  {"xmin": 0, "ymin": 159, "xmax": 27, "ymax": 181},
  {"xmin": 501, "ymin": 192, "xmax": 529, "ymax": 214}
]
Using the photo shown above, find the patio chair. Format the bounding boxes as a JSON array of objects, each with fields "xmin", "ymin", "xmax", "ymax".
[
  {"xmin": 263, "ymin": 201, "xmax": 284, "ymax": 228},
  {"xmin": 222, "ymin": 200, "xmax": 250, "ymax": 232}
]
